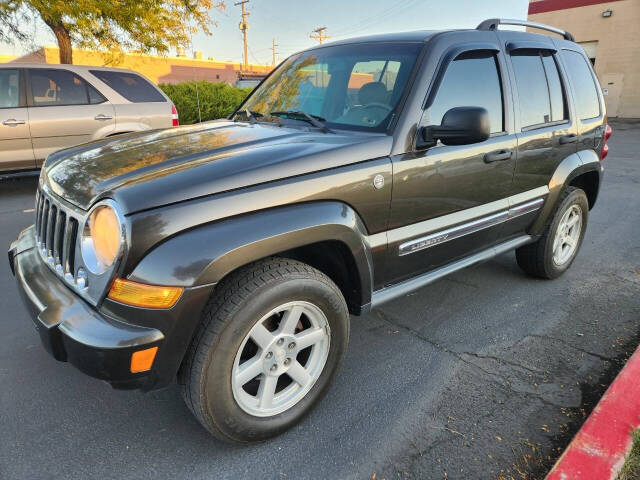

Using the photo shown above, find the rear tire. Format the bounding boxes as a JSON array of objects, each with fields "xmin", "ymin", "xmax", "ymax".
[
  {"xmin": 516, "ymin": 187, "xmax": 588, "ymax": 279},
  {"xmin": 178, "ymin": 257, "xmax": 349, "ymax": 443}
]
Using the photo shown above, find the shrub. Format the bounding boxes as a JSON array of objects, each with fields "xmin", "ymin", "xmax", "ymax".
[{"xmin": 159, "ymin": 81, "xmax": 253, "ymax": 125}]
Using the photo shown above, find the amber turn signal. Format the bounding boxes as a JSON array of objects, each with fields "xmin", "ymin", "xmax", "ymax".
[
  {"xmin": 108, "ymin": 278, "xmax": 183, "ymax": 309},
  {"xmin": 130, "ymin": 346, "xmax": 158, "ymax": 373}
]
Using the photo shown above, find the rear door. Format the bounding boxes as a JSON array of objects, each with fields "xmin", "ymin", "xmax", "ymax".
[
  {"xmin": 0, "ymin": 68, "xmax": 36, "ymax": 171},
  {"xmin": 498, "ymin": 33, "xmax": 578, "ymax": 239},
  {"xmin": 387, "ymin": 42, "xmax": 517, "ymax": 284},
  {"xmin": 26, "ymin": 68, "xmax": 116, "ymax": 164},
  {"xmin": 88, "ymin": 70, "xmax": 172, "ymax": 130}
]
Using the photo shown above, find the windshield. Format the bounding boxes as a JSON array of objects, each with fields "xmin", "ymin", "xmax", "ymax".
[{"xmin": 235, "ymin": 42, "xmax": 422, "ymax": 132}]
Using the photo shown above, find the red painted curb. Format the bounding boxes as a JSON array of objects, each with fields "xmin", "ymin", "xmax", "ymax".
[{"xmin": 547, "ymin": 345, "xmax": 640, "ymax": 480}]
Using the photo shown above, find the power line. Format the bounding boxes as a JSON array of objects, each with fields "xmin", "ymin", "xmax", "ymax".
[
  {"xmin": 330, "ymin": 0, "xmax": 420, "ymax": 39},
  {"xmin": 331, "ymin": 0, "xmax": 413, "ymax": 36},
  {"xmin": 248, "ymin": 45, "xmax": 266, "ymax": 65}
]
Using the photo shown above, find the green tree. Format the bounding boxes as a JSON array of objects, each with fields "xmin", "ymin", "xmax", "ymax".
[{"xmin": 0, "ymin": 0, "xmax": 224, "ymax": 64}]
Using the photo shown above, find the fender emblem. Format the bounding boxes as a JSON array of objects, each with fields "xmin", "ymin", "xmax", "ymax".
[{"xmin": 373, "ymin": 174, "xmax": 385, "ymax": 190}]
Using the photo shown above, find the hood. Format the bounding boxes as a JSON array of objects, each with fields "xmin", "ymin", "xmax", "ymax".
[{"xmin": 44, "ymin": 121, "xmax": 392, "ymax": 214}]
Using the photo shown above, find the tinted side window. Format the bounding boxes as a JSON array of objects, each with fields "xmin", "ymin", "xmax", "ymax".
[
  {"xmin": 511, "ymin": 53, "xmax": 551, "ymax": 128},
  {"xmin": 30, "ymin": 69, "xmax": 88, "ymax": 106},
  {"xmin": 0, "ymin": 69, "xmax": 20, "ymax": 108},
  {"xmin": 429, "ymin": 52, "xmax": 504, "ymax": 134},
  {"xmin": 560, "ymin": 50, "xmax": 600, "ymax": 120},
  {"xmin": 90, "ymin": 70, "xmax": 165, "ymax": 103},
  {"xmin": 541, "ymin": 53, "xmax": 567, "ymax": 122},
  {"xmin": 88, "ymin": 84, "xmax": 107, "ymax": 104}
]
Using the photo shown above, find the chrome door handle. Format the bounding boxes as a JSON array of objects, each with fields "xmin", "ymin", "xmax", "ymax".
[
  {"xmin": 484, "ymin": 149, "xmax": 513, "ymax": 163},
  {"xmin": 2, "ymin": 119, "xmax": 26, "ymax": 126},
  {"xmin": 559, "ymin": 134, "xmax": 578, "ymax": 145},
  {"xmin": 94, "ymin": 114, "xmax": 113, "ymax": 120}
]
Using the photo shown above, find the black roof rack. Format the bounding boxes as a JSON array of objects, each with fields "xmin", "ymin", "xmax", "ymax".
[{"xmin": 477, "ymin": 18, "xmax": 575, "ymax": 42}]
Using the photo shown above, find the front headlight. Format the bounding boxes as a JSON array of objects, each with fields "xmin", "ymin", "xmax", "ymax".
[{"xmin": 81, "ymin": 201, "xmax": 124, "ymax": 274}]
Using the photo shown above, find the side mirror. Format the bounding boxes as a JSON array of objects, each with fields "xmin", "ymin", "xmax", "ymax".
[{"xmin": 417, "ymin": 106, "xmax": 490, "ymax": 149}]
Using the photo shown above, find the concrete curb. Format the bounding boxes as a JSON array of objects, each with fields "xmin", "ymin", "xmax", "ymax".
[{"xmin": 546, "ymin": 345, "xmax": 640, "ymax": 480}]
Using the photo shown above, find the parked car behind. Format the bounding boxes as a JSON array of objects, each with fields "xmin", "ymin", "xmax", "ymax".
[{"xmin": 0, "ymin": 64, "xmax": 178, "ymax": 173}]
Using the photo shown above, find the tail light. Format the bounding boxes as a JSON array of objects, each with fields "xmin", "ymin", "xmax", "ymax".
[
  {"xmin": 171, "ymin": 104, "xmax": 179, "ymax": 127},
  {"xmin": 600, "ymin": 124, "xmax": 612, "ymax": 160}
]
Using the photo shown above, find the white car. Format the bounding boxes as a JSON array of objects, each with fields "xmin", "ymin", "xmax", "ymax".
[{"xmin": 0, "ymin": 64, "xmax": 178, "ymax": 173}]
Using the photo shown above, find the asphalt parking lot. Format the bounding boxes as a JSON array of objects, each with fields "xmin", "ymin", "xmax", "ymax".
[{"xmin": 1, "ymin": 121, "xmax": 639, "ymax": 480}]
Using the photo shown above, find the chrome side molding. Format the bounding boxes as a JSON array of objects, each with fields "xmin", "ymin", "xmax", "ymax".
[
  {"xmin": 399, "ymin": 211, "xmax": 508, "ymax": 255},
  {"xmin": 399, "ymin": 197, "xmax": 544, "ymax": 256}
]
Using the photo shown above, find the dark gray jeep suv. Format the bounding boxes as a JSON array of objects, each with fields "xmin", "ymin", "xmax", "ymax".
[{"xmin": 9, "ymin": 19, "xmax": 610, "ymax": 442}]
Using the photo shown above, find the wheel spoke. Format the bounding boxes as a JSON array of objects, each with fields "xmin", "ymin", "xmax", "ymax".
[
  {"xmin": 566, "ymin": 214, "xmax": 580, "ymax": 228},
  {"xmin": 553, "ymin": 235, "xmax": 562, "ymax": 259},
  {"xmin": 257, "ymin": 375, "xmax": 278, "ymax": 408},
  {"xmin": 280, "ymin": 305, "xmax": 303, "ymax": 334},
  {"xmin": 287, "ymin": 361, "xmax": 311, "ymax": 387},
  {"xmin": 565, "ymin": 235, "xmax": 577, "ymax": 248},
  {"xmin": 251, "ymin": 323, "xmax": 275, "ymax": 349},
  {"xmin": 235, "ymin": 356, "xmax": 263, "ymax": 386},
  {"xmin": 295, "ymin": 327, "xmax": 325, "ymax": 350}
]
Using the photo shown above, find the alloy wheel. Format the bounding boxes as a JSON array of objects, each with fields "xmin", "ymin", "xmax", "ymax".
[
  {"xmin": 552, "ymin": 204, "xmax": 582, "ymax": 266},
  {"xmin": 231, "ymin": 301, "xmax": 331, "ymax": 417}
]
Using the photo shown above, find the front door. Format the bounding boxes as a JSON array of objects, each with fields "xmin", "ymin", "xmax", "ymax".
[
  {"xmin": 387, "ymin": 48, "xmax": 517, "ymax": 285},
  {"xmin": 0, "ymin": 68, "xmax": 36, "ymax": 171},
  {"xmin": 26, "ymin": 68, "xmax": 115, "ymax": 164}
]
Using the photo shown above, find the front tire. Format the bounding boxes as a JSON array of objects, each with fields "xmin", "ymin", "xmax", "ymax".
[
  {"xmin": 178, "ymin": 257, "xmax": 349, "ymax": 443},
  {"xmin": 516, "ymin": 187, "xmax": 589, "ymax": 279}
]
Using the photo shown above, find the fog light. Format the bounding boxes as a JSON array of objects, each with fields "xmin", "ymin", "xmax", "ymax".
[
  {"xmin": 108, "ymin": 278, "xmax": 183, "ymax": 309},
  {"xmin": 130, "ymin": 346, "xmax": 158, "ymax": 373}
]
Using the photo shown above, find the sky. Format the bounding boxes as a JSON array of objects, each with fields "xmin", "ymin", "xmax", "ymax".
[{"xmin": 0, "ymin": 0, "xmax": 529, "ymax": 64}]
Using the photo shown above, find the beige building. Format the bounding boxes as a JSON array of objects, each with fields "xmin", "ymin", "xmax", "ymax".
[
  {"xmin": 2, "ymin": 46, "xmax": 273, "ymax": 86},
  {"xmin": 528, "ymin": 0, "xmax": 640, "ymax": 118}
]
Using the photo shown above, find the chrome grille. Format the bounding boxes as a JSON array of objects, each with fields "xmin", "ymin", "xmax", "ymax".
[{"xmin": 35, "ymin": 186, "xmax": 80, "ymax": 279}]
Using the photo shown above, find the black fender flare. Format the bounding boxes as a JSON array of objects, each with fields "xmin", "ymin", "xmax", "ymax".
[
  {"xmin": 529, "ymin": 149, "xmax": 602, "ymax": 236},
  {"xmin": 128, "ymin": 201, "xmax": 376, "ymax": 308}
]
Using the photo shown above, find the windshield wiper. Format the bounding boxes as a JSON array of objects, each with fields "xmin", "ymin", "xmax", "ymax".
[{"xmin": 269, "ymin": 110, "xmax": 332, "ymax": 133}]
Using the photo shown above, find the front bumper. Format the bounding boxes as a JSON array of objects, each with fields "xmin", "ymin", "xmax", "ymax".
[{"xmin": 9, "ymin": 226, "xmax": 164, "ymax": 390}]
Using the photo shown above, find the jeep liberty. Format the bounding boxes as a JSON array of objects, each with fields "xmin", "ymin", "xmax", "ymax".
[{"xmin": 9, "ymin": 19, "xmax": 610, "ymax": 442}]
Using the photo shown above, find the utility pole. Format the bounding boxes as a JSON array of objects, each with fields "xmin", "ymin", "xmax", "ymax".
[
  {"xmin": 235, "ymin": 0, "xmax": 250, "ymax": 71},
  {"xmin": 271, "ymin": 37, "xmax": 278, "ymax": 66},
  {"xmin": 310, "ymin": 27, "xmax": 330, "ymax": 45}
]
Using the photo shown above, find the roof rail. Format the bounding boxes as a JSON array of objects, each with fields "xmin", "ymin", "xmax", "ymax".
[{"xmin": 477, "ymin": 18, "xmax": 575, "ymax": 42}]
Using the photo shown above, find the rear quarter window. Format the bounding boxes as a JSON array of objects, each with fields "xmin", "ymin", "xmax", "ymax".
[
  {"xmin": 90, "ymin": 70, "xmax": 165, "ymax": 103},
  {"xmin": 560, "ymin": 50, "xmax": 601, "ymax": 120}
]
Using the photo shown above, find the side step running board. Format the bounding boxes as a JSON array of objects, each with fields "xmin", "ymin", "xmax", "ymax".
[{"xmin": 370, "ymin": 235, "xmax": 533, "ymax": 309}]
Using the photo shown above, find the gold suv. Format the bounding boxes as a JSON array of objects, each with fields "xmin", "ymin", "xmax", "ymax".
[{"xmin": 0, "ymin": 64, "xmax": 178, "ymax": 173}]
